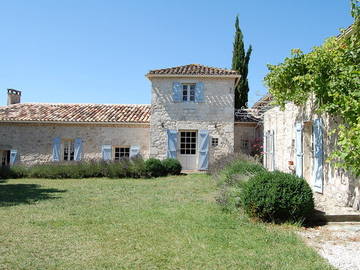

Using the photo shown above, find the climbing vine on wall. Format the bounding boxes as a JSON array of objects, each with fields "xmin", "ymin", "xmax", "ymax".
[{"xmin": 264, "ymin": 1, "xmax": 360, "ymax": 176}]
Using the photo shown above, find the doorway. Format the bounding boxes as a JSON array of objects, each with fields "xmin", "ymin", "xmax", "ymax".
[
  {"xmin": 178, "ymin": 131, "xmax": 198, "ymax": 170},
  {"xmin": 0, "ymin": 150, "xmax": 10, "ymax": 167}
]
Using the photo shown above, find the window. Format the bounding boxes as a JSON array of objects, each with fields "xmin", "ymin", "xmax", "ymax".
[
  {"xmin": 180, "ymin": 131, "xmax": 197, "ymax": 155},
  {"xmin": 182, "ymin": 84, "xmax": 195, "ymax": 102},
  {"xmin": 114, "ymin": 147, "xmax": 130, "ymax": 160},
  {"xmin": 212, "ymin": 138, "xmax": 219, "ymax": 147},
  {"xmin": 63, "ymin": 140, "xmax": 75, "ymax": 161}
]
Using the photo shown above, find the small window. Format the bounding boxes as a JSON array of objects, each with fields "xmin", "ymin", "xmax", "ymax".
[
  {"xmin": 180, "ymin": 131, "xmax": 197, "ymax": 155},
  {"xmin": 212, "ymin": 138, "xmax": 219, "ymax": 147},
  {"xmin": 114, "ymin": 147, "xmax": 130, "ymax": 160},
  {"xmin": 182, "ymin": 84, "xmax": 196, "ymax": 102},
  {"xmin": 63, "ymin": 139, "xmax": 75, "ymax": 161}
]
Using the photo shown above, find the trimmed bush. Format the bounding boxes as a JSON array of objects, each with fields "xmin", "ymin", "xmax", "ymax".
[
  {"xmin": 144, "ymin": 158, "xmax": 166, "ymax": 178},
  {"xmin": 241, "ymin": 171, "xmax": 314, "ymax": 223},
  {"xmin": 0, "ymin": 158, "xmax": 182, "ymax": 179},
  {"xmin": 162, "ymin": 158, "xmax": 182, "ymax": 175}
]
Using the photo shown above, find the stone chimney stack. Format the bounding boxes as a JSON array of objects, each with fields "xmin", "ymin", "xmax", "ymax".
[{"xmin": 7, "ymin": 89, "xmax": 22, "ymax": 105}]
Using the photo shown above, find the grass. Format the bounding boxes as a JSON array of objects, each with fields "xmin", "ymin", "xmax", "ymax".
[{"xmin": 0, "ymin": 175, "xmax": 333, "ymax": 269}]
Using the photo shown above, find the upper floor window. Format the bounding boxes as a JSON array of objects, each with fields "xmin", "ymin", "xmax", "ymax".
[
  {"xmin": 182, "ymin": 84, "xmax": 195, "ymax": 102},
  {"xmin": 172, "ymin": 82, "xmax": 204, "ymax": 103},
  {"xmin": 63, "ymin": 139, "xmax": 75, "ymax": 161}
]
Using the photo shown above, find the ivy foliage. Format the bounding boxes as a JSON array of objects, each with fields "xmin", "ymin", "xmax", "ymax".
[{"xmin": 264, "ymin": 1, "xmax": 360, "ymax": 176}]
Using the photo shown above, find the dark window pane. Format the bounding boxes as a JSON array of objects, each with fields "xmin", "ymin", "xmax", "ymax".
[
  {"xmin": 191, "ymin": 150, "xmax": 196, "ymax": 154},
  {"xmin": 190, "ymin": 85, "xmax": 195, "ymax": 90},
  {"xmin": 191, "ymin": 137, "xmax": 196, "ymax": 143},
  {"xmin": 180, "ymin": 149, "xmax": 185, "ymax": 154}
]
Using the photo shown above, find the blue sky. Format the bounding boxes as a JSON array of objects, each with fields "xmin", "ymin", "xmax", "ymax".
[{"xmin": 0, "ymin": 0, "xmax": 354, "ymax": 106}]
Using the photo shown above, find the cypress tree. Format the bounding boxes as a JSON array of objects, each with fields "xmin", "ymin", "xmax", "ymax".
[{"xmin": 232, "ymin": 16, "xmax": 252, "ymax": 109}]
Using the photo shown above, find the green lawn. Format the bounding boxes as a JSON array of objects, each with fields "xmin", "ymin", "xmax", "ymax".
[{"xmin": 0, "ymin": 175, "xmax": 332, "ymax": 269}]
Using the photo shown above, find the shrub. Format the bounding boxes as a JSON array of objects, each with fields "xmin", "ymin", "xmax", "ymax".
[
  {"xmin": 144, "ymin": 158, "xmax": 166, "ymax": 178},
  {"xmin": 162, "ymin": 158, "xmax": 182, "ymax": 175},
  {"xmin": 241, "ymin": 171, "xmax": 314, "ymax": 223},
  {"xmin": 0, "ymin": 165, "xmax": 28, "ymax": 179},
  {"xmin": 129, "ymin": 158, "xmax": 146, "ymax": 178},
  {"xmin": 223, "ymin": 159, "xmax": 265, "ymax": 187}
]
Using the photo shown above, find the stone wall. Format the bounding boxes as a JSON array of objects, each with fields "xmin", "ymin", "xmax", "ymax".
[
  {"xmin": 149, "ymin": 77, "xmax": 235, "ymax": 165},
  {"xmin": 0, "ymin": 123, "xmax": 150, "ymax": 165},
  {"xmin": 263, "ymin": 101, "xmax": 360, "ymax": 213}
]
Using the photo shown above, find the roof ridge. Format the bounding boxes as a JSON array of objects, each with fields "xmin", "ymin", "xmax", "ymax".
[{"xmin": 147, "ymin": 63, "xmax": 239, "ymax": 76}]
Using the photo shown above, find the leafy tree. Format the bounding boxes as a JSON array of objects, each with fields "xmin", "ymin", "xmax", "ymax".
[
  {"xmin": 264, "ymin": 1, "xmax": 360, "ymax": 175},
  {"xmin": 232, "ymin": 16, "xmax": 252, "ymax": 109}
]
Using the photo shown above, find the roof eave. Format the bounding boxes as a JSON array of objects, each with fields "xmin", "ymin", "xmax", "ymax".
[
  {"xmin": 146, "ymin": 74, "xmax": 241, "ymax": 79},
  {"xmin": 0, "ymin": 120, "xmax": 150, "ymax": 125}
]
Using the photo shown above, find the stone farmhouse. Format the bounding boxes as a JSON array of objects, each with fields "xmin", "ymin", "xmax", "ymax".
[{"xmin": 0, "ymin": 64, "xmax": 261, "ymax": 171}]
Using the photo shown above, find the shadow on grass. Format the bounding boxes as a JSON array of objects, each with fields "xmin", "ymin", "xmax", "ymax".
[{"xmin": 0, "ymin": 184, "xmax": 67, "ymax": 207}]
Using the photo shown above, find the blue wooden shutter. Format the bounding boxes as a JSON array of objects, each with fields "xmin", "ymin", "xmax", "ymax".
[
  {"xmin": 52, "ymin": 137, "xmax": 61, "ymax": 162},
  {"xmin": 312, "ymin": 119, "xmax": 324, "ymax": 193},
  {"xmin": 198, "ymin": 130, "xmax": 209, "ymax": 170},
  {"xmin": 195, "ymin": 82, "xmax": 204, "ymax": 102},
  {"xmin": 130, "ymin": 145, "xmax": 140, "ymax": 159},
  {"xmin": 9, "ymin": 149, "xmax": 17, "ymax": 166},
  {"xmin": 271, "ymin": 130, "xmax": 275, "ymax": 171},
  {"xmin": 172, "ymin": 82, "xmax": 182, "ymax": 102},
  {"xmin": 295, "ymin": 122, "xmax": 303, "ymax": 177},
  {"xmin": 102, "ymin": 145, "xmax": 112, "ymax": 161},
  {"xmin": 167, "ymin": 130, "xmax": 177, "ymax": 158},
  {"xmin": 74, "ymin": 138, "xmax": 83, "ymax": 161}
]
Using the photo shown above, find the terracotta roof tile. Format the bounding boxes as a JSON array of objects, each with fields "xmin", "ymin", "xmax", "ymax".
[
  {"xmin": 148, "ymin": 64, "xmax": 239, "ymax": 76},
  {"xmin": 0, "ymin": 103, "xmax": 150, "ymax": 123}
]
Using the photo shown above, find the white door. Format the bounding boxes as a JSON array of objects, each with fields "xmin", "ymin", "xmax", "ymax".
[{"xmin": 178, "ymin": 131, "xmax": 198, "ymax": 170}]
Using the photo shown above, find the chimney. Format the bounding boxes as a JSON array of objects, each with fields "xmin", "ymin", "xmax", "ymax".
[{"xmin": 7, "ymin": 89, "xmax": 21, "ymax": 105}]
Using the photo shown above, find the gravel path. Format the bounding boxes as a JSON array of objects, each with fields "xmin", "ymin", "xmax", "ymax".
[{"xmin": 298, "ymin": 223, "xmax": 360, "ymax": 270}]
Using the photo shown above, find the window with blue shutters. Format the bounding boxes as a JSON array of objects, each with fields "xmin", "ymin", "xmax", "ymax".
[{"xmin": 173, "ymin": 82, "xmax": 205, "ymax": 103}]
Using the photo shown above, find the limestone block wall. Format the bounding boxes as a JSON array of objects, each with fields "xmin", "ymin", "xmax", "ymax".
[
  {"xmin": 149, "ymin": 77, "xmax": 235, "ymax": 163},
  {"xmin": 0, "ymin": 123, "xmax": 150, "ymax": 165},
  {"xmin": 263, "ymin": 102, "xmax": 360, "ymax": 212}
]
